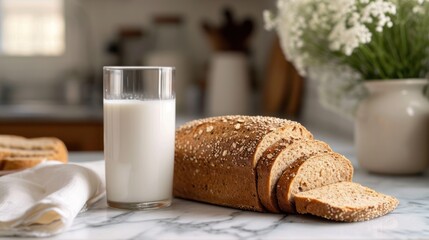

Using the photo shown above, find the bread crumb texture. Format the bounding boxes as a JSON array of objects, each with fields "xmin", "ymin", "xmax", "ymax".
[{"xmin": 295, "ymin": 182, "xmax": 399, "ymax": 222}]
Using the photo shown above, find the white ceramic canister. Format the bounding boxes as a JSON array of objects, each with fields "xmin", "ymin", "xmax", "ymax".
[{"xmin": 206, "ymin": 52, "xmax": 251, "ymax": 116}]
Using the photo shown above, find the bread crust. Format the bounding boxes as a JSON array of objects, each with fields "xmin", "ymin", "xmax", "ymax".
[
  {"xmin": 1, "ymin": 157, "xmax": 45, "ymax": 171},
  {"xmin": 0, "ymin": 135, "xmax": 68, "ymax": 170},
  {"xmin": 294, "ymin": 182, "xmax": 399, "ymax": 222},
  {"xmin": 257, "ymin": 140, "xmax": 332, "ymax": 213},
  {"xmin": 276, "ymin": 152, "xmax": 353, "ymax": 213},
  {"xmin": 174, "ymin": 115, "xmax": 312, "ymax": 212}
]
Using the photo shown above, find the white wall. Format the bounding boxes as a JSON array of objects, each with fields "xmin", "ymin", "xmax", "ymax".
[
  {"xmin": 82, "ymin": 0, "xmax": 272, "ymax": 82},
  {"xmin": 0, "ymin": 0, "xmax": 91, "ymax": 101},
  {"xmin": 0, "ymin": 0, "xmax": 272, "ymax": 101},
  {"xmin": 0, "ymin": 0, "xmax": 354, "ymax": 136},
  {"xmin": 0, "ymin": 1, "xmax": 92, "ymax": 83}
]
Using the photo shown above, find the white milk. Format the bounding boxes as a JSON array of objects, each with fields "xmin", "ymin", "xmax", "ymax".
[{"xmin": 104, "ymin": 99, "xmax": 175, "ymax": 203}]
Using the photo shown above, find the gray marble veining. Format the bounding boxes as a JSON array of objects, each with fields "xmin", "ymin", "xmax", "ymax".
[{"xmin": 42, "ymin": 168, "xmax": 429, "ymax": 238}]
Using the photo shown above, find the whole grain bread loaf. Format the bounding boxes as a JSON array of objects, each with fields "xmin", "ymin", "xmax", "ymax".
[
  {"xmin": 257, "ymin": 139, "xmax": 332, "ymax": 213},
  {"xmin": 174, "ymin": 115, "xmax": 313, "ymax": 211},
  {"xmin": 0, "ymin": 135, "xmax": 68, "ymax": 170},
  {"xmin": 295, "ymin": 182, "xmax": 399, "ymax": 222},
  {"xmin": 276, "ymin": 152, "xmax": 354, "ymax": 213},
  {"xmin": 174, "ymin": 116, "xmax": 398, "ymax": 221}
]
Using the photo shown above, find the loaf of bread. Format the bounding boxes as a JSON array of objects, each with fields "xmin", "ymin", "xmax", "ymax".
[
  {"xmin": 174, "ymin": 116, "xmax": 313, "ymax": 211},
  {"xmin": 295, "ymin": 182, "xmax": 399, "ymax": 222},
  {"xmin": 0, "ymin": 135, "xmax": 68, "ymax": 170},
  {"xmin": 174, "ymin": 116, "xmax": 398, "ymax": 222}
]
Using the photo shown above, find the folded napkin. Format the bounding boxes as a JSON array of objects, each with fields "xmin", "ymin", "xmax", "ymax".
[{"xmin": 0, "ymin": 161, "xmax": 105, "ymax": 237}]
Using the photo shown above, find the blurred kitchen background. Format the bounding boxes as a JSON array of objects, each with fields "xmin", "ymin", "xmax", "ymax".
[{"xmin": 0, "ymin": 0, "xmax": 352, "ymax": 151}]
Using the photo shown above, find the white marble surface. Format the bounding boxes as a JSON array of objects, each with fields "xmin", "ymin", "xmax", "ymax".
[{"xmin": 8, "ymin": 129, "xmax": 429, "ymax": 240}]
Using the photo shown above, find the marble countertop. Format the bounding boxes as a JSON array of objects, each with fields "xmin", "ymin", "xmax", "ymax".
[{"xmin": 16, "ymin": 129, "xmax": 429, "ymax": 240}]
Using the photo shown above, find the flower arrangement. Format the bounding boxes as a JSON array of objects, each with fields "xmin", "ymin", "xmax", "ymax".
[{"xmin": 264, "ymin": 0, "xmax": 429, "ymax": 117}]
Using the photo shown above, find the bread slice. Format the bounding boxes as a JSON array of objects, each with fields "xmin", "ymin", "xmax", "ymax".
[
  {"xmin": 276, "ymin": 152, "xmax": 353, "ymax": 213},
  {"xmin": 0, "ymin": 147, "xmax": 58, "ymax": 157},
  {"xmin": 257, "ymin": 140, "xmax": 332, "ymax": 213},
  {"xmin": 295, "ymin": 182, "xmax": 399, "ymax": 222},
  {"xmin": 174, "ymin": 115, "xmax": 313, "ymax": 212},
  {"xmin": 1, "ymin": 156, "xmax": 47, "ymax": 171},
  {"xmin": 0, "ymin": 135, "xmax": 68, "ymax": 170},
  {"xmin": 0, "ymin": 135, "xmax": 66, "ymax": 152}
]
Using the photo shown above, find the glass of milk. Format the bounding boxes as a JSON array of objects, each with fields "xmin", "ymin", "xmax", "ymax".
[{"xmin": 103, "ymin": 66, "xmax": 175, "ymax": 210}]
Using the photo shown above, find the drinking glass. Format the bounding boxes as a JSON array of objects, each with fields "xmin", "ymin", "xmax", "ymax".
[{"xmin": 103, "ymin": 66, "xmax": 175, "ymax": 210}]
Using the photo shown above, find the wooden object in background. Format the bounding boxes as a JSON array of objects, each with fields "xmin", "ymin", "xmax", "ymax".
[
  {"xmin": 263, "ymin": 38, "xmax": 289, "ymax": 115},
  {"xmin": 263, "ymin": 38, "xmax": 304, "ymax": 118},
  {"xmin": 285, "ymin": 61, "xmax": 304, "ymax": 117},
  {"xmin": 0, "ymin": 121, "xmax": 103, "ymax": 151},
  {"xmin": 201, "ymin": 8, "xmax": 254, "ymax": 53}
]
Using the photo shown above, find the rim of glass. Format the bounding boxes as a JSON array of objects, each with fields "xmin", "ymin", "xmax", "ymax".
[{"xmin": 104, "ymin": 66, "xmax": 175, "ymax": 70}]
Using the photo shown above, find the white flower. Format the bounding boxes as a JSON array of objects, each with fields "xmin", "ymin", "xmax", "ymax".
[
  {"xmin": 361, "ymin": 0, "xmax": 396, "ymax": 32},
  {"xmin": 329, "ymin": 21, "xmax": 372, "ymax": 55},
  {"xmin": 262, "ymin": 0, "xmax": 415, "ymax": 116},
  {"xmin": 263, "ymin": 10, "xmax": 276, "ymax": 30},
  {"xmin": 416, "ymin": 0, "xmax": 426, "ymax": 4},
  {"xmin": 412, "ymin": 5, "xmax": 425, "ymax": 14},
  {"xmin": 265, "ymin": 0, "xmax": 397, "ymax": 67},
  {"xmin": 328, "ymin": 0, "xmax": 396, "ymax": 54},
  {"xmin": 412, "ymin": 0, "xmax": 429, "ymax": 13}
]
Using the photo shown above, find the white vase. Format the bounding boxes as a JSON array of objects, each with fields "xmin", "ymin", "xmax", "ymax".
[
  {"xmin": 355, "ymin": 79, "xmax": 429, "ymax": 174},
  {"xmin": 206, "ymin": 52, "xmax": 251, "ymax": 116}
]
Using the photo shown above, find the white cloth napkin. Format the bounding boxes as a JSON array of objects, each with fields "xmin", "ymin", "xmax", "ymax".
[{"xmin": 0, "ymin": 161, "xmax": 105, "ymax": 237}]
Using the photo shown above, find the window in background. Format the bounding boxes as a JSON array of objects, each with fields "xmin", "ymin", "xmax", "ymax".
[{"xmin": 0, "ymin": 0, "xmax": 65, "ymax": 56}]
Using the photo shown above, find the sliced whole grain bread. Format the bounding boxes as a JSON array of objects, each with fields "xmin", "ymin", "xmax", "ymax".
[
  {"xmin": 276, "ymin": 152, "xmax": 353, "ymax": 213},
  {"xmin": 0, "ymin": 147, "xmax": 58, "ymax": 158},
  {"xmin": 173, "ymin": 116, "xmax": 398, "ymax": 221},
  {"xmin": 294, "ymin": 182, "xmax": 399, "ymax": 222},
  {"xmin": 1, "ymin": 157, "xmax": 47, "ymax": 171},
  {"xmin": 174, "ymin": 115, "xmax": 313, "ymax": 212},
  {"xmin": 0, "ymin": 135, "xmax": 68, "ymax": 170},
  {"xmin": 257, "ymin": 139, "xmax": 332, "ymax": 213}
]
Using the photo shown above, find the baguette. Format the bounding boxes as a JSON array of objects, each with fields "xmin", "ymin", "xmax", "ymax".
[
  {"xmin": 174, "ymin": 115, "xmax": 313, "ymax": 211},
  {"xmin": 0, "ymin": 135, "xmax": 68, "ymax": 170}
]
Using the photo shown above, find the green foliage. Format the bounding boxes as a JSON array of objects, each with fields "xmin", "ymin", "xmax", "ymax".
[{"xmin": 344, "ymin": 0, "xmax": 429, "ymax": 80}]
